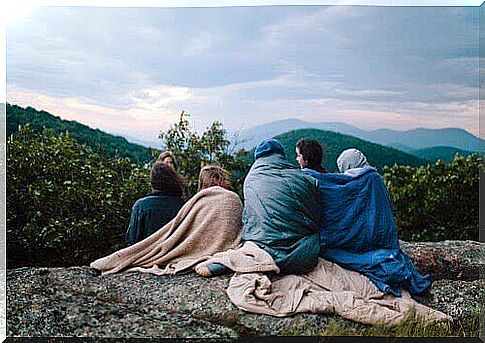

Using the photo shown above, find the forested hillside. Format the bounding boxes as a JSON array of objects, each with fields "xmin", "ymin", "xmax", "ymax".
[
  {"xmin": 7, "ymin": 103, "xmax": 155, "ymax": 163},
  {"xmin": 410, "ymin": 146, "xmax": 476, "ymax": 163},
  {"xmin": 274, "ymin": 128, "xmax": 428, "ymax": 171}
]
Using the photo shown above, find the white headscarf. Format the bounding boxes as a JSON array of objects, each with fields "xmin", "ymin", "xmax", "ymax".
[{"xmin": 337, "ymin": 148, "xmax": 369, "ymax": 174}]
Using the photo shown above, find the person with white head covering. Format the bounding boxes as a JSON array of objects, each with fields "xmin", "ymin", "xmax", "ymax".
[
  {"xmin": 302, "ymin": 147, "xmax": 431, "ymax": 297},
  {"xmin": 337, "ymin": 148, "xmax": 371, "ymax": 175}
]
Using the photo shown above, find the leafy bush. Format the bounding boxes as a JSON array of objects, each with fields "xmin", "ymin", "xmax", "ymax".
[
  {"xmin": 383, "ymin": 154, "xmax": 480, "ymax": 241},
  {"xmin": 7, "ymin": 125, "xmax": 151, "ymax": 267}
]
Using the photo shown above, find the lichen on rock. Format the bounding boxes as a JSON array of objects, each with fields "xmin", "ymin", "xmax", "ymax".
[{"xmin": 7, "ymin": 240, "xmax": 485, "ymax": 338}]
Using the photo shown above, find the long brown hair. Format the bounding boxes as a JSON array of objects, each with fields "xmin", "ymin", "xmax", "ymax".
[
  {"xmin": 150, "ymin": 161, "xmax": 185, "ymax": 196},
  {"xmin": 197, "ymin": 165, "xmax": 231, "ymax": 192}
]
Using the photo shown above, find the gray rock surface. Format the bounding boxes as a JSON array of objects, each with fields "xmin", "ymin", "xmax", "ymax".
[{"xmin": 7, "ymin": 240, "xmax": 485, "ymax": 338}]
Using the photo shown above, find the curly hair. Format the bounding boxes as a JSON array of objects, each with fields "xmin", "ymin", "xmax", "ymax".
[
  {"xmin": 197, "ymin": 165, "xmax": 231, "ymax": 192},
  {"xmin": 296, "ymin": 138, "xmax": 325, "ymax": 170},
  {"xmin": 150, "ymin": 161, "xmax": 185, "ymax": 196}
]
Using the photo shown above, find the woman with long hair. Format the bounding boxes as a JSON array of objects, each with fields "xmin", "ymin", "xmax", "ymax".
[{"xmin": 125, "ymin": 161, "xmax": 186, "ymax": 246}]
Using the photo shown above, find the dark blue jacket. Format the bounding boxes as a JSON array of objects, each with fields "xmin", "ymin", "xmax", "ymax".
[{"xmin": 125, "ymin": 191, "xmax": 184, "ymax": 246}]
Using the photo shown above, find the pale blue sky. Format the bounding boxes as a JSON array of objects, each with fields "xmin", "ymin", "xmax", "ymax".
[{"xmin": 5, "ymin": 4, "xmax": 480, "ymax": 143}]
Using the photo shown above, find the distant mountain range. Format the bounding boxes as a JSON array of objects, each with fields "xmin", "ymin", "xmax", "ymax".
[
  {"xmin": 234, "ymin": 118, "xmax": 483, "ymax": 153},
  {"xmin": 114, "ymin": 133, "xmax": 161, "ymax": 149},
  {"xmin": 274, "ymin": 129, "xmax": 428, "ymax": 172},
  {"xmin": 7, "ymin": 103, "xmax": 480, "ymax": 166}
]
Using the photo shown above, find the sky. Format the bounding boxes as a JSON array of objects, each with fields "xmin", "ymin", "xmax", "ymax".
[{"xmin": 3, "ymin": 1, "xmax": 482, "ymax": 146}]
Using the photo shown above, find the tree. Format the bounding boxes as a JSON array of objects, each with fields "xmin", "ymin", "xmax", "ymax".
[{"xmin": 159, "ymin": 111, "xmax": 251, "ymax": 197}]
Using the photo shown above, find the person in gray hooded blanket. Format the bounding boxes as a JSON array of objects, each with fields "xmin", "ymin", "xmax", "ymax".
[{"xmin": 240, "ymin": 138, "xmax": 323, "ymax": 274}]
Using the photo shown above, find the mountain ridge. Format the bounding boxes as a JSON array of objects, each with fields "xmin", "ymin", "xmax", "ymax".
[
  {"xmin": 274, "ymin": 128, "xmax": 429, "ymax": 172},
  {"xmin": 6, "ymin": 103, "xmax": 155, "ymax": 163},
  {"xmin": 234, "ymin": 118, "xmax": 482, "ymax": 152}
]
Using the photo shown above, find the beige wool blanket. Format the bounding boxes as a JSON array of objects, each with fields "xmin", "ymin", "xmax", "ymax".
[
  {"xmin": 90, "ymin": 186, "xmax": 243, "ymax": 275},
  {"xmin": 197, "ymin": 242, "xmax": 452, "ymax": 326}
]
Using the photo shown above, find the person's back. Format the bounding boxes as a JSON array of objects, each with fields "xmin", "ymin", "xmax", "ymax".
[
  {"xmin": 91, "ymin": 165, "xmax": 243, "ymax": 276},
  {"xmin": 305, "ymin": 166, "xmax": 399, "ymax": 251},
  {"xmin": 125, "ymin": 162, "xmax": 185, "ymax": 246},
  {"xmin": 126, "ymin": 192, "xmax": 185, "ymax": 246},
  {"xmin": 242, "ymin": 139, "xmax": 322, "ymax": 274},
  {"xmin": 304, "ymin": 147, "xmax": 431, "ymax": 296}
]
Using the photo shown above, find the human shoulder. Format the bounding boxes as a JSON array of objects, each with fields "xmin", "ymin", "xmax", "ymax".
[
  {"xmin": 210, "ymin": 186, "xmax": 240, "ymax": 198},
  {"xmin": 132, "ymin": 195, "xmax": 152, "ymax": 208}
]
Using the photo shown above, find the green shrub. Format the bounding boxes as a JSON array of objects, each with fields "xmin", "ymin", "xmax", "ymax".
[
  {"xmin": 7, "ymin": 125, "xmax": 150, "ymax": 267},
  {"xmin": 383, "ymin": 154, "xmax": 480, "ymax": 241}
]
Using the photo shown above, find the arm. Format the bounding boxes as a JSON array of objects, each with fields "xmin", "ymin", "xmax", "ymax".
[{"xmin": 125, "ymin": 202, "xmax": 142, "ymax": 246}]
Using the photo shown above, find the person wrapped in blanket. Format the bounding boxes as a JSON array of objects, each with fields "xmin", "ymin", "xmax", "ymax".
[
  {"xmin": 91, "ymin": 165, "xmax": 242, "ymax": 276},
  {"xmin": 200, "ymin": 138, "xmax": 323, "ymax": 276},
  {"xmin": 297, "ymin": 140, "xmax": 431, "ymax": 297}
]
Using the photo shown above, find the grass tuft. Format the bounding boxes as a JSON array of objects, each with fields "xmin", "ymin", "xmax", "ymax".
[{"xmin": 319, "ymin": 310, "xmax": 481, "ymax": 337}]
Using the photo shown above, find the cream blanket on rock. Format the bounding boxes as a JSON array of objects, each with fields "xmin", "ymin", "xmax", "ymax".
[
  {"xmin": 90, "ymin": 186, "xmax": 243, "ymax": 275},
  {"xmin": 197, "ymin": 242, "xmax": 452, "ymax": 326}
]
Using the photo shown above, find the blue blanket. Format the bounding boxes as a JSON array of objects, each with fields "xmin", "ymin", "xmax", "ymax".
[{"xmin": 303, "ymin": 166, "xmax": 431, "ymax": 296}]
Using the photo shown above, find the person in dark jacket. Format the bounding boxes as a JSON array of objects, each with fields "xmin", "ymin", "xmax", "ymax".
[
  {"xmin": 295, "ymin": 138, "xmax": 327, "ymax": 173},
  {"xmin": 240, "ymin": 138, "xmax": 322, "ymax": 274},
  {"xmin": 125, "ymin": 161, "xmax": 185, "ymax": 246}
]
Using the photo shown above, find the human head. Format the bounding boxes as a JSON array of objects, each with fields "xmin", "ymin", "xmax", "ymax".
[
  {"xmin": 295, "ymin": 138, "xmax": 324, "ymax": 170},
  {"xmin": 198, "ymin": 165, "xmax": 231, "ymax": 191},
  {"xmin": 150, "ymin": 161, "xmax": 185, "ymax": 196},
  {"xmin": 254, "ymin": 139, "xmax": 286, "ymax": 160},
  {"xmin": 157, "ymin": 150, "xmax": 178, "ymax": 170},
  {"xmin": 337, "ymin": 148, "xmax": 369, "ymax": 173}
]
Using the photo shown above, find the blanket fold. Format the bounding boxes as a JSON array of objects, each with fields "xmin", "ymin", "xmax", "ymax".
[
  {"xmin": 201, "ymin": 242, "xmax": 451, "ymax": 326},
  {"xmin": 90, "ymin": 186, "xmax": 243, "ymax": 275}
]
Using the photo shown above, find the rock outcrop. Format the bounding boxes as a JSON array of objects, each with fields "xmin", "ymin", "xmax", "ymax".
[{"xmin": 7, "ymin": 240, "xmax": 484, "ymax": 338}]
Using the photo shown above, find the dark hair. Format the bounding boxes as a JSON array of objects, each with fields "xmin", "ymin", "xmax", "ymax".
[
  {"xmin": 157, "ymin": 150, "xmax": 178, "ymax": 170},
  {"xmin": 296, "ymin": 138, "xmax": 325, "ymax": 169},
  {"xmin": 150, "ymin": 161, "xmax": 185, "ymax": 196},
  {"xmin": 198, "ymin": 165, "xmax": 231, "ymax": 192}
]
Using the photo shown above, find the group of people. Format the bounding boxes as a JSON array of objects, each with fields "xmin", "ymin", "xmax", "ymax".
[
  {"xmin": 90, "ymin": 137, "xmax": 436, "ymax": 322},
  {"xmin": 124, "ymin": 151, "xmax": 231, "ymax": 246}
]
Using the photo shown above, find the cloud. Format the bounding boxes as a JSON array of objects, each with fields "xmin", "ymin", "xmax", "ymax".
[
  {"xmin": 5, "ymin": 6, "xmax": 480, "ymax": 139},
  {"xmin": 334, "ymin": 88, "xmax": 403, "ymax": 98},
  {"xmin": 7, "ymin": 85, "xmax": 180, "ymax": 141}
]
